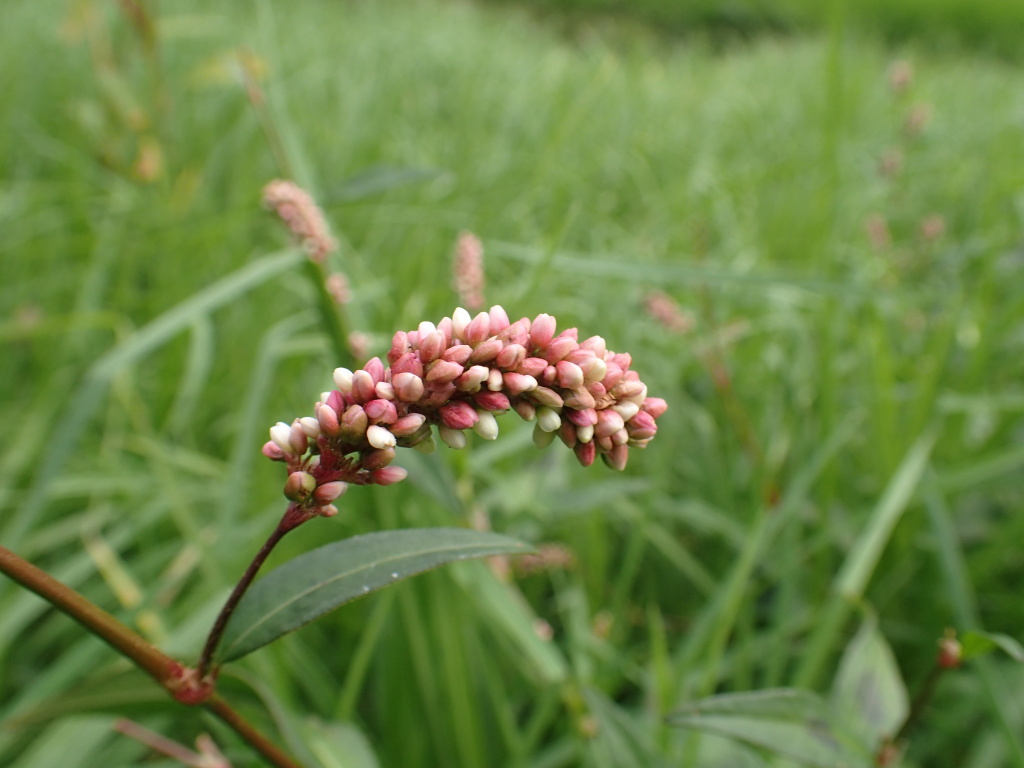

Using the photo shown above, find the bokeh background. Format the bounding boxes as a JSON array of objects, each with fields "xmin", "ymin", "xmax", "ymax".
[{"xmin": 2, "ymin": 1, "xmax": 1024, "ymax": 766}]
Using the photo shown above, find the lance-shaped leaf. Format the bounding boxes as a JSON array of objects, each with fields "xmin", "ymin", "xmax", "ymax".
[{"xmin": 218, "ymin": 528, "xmax": 533, "ymax": 662}]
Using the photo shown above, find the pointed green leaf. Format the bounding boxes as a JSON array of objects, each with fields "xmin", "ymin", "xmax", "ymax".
[
  {"xmin": 219, "ymin": 528, "xmax": 533, "ymax": 662},
  {"xmin": 668, "ymin": 688, "xmax": 830, "ymax": 722},
  {"xmin": 961, "ymin": 631, "xmax": 1024, "ymax": 663}
]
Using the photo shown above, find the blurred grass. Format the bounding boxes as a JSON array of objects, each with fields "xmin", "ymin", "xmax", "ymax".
[{"xmin": 2, "ymin": 0, "xmax": 1024, "ymax": 766}]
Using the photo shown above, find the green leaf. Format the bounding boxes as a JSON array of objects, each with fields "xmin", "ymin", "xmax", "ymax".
[
  {"xmin": 668, "ymin": 689, "xmax": 871, "ymax": 768},
  {"xmin": 961, "ymin": 631, "xmax": 1024, "ymax": 663},
  {"xmin": 831, "ymin": 616, "xmax": 909, "ymax": 749},
  {"xmin": 219, "ymin": 528, "xmax": 533, "ymax": 662},
  {"xmin": 300, "ymin": 719, "xmax": 380, "ymax": 768}
]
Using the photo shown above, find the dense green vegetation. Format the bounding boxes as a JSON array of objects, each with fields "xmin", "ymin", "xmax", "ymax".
[{"xmin": 2, "ymin": 0, "xmax": 1023, "ymax": 766}]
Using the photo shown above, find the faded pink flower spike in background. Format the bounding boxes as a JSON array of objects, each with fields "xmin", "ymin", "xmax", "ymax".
[
  {"xmin": 264, "ymin": 305, "xmax": 667, "ymax": 517},
  {"xmin": 452, "ymin": 231, "xmax": 486, "ymax": 310},
  {"xmin": 262, "ymin": 179, "xmax": 338, "ymax": 263}
]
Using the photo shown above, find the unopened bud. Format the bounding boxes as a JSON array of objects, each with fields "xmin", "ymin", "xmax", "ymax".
[
  {"xmin": 314, "ymin": 481, "xmax": 349, "ymax": 504},
  {"xmin": 270, "ymin": 422, "xmax": 294, "ymax": 454},
  {"xmin": 536, "ymin": 406, "xmax": 561, "ymax": 433},
  {"xmin": 438, "ymin": 425, "xmax": 467, "ymax": 450},
  {"xmin": 284, "ymin": 471, "xmax": 317, "ymax": 501},
  {"xmin": 361, "ymin": 447, "xmax": 396, "ymax": 470},
  {"xmin": 333, "ymin": 367, "xmax": 354, "ymax": 392},
  {"xmin": 532, "ymin": 422, "xmax": 556, "ymax": 448},
  {"xmin": 473, "ymin": 411, "xmax": 499, "ymax": 440},
  {"xmin": 299, "ymin": 417, "xmax": 321, "ymax": 438},
  {"xmin": 262, "ymin": 440, "xmax": 286, "ymax": 461},
  {"xmin": 370, "ymin": 466, "xmax": 408, "ymax": 485},
  {"xmin": 366, "ymin": 425, "xmax": 397, "ymax": 450}
]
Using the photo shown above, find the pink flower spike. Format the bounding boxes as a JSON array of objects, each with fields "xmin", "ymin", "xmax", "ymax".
[
  {"xmin": 488, "ymin": 304, "xmax": 510, "ymax": 333},
  {"xmin": 642, "ymin": 397, "xmax": 668, "ymax": 419},
  {"xmin": 440, "ymin": 400, "xmax": 479, "ymax": 430},
  {"xmin": 392, "ymin": 371, "xmax": 426, "ymax": 402},
  {"xmin": 262, "ymin": 440, "xmax": 286, "ymax": 461},
  {"xmin": 370, "ymin": 466, "xmax": 408, "ymax": 485},
  {"xmin": 556, "ymin": 361, "xmax": 584, "ymax": 390}
]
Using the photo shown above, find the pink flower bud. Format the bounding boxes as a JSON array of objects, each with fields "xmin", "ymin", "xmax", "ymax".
[
  {"xmin": 284, "ymin": 471, "xmax": 317, "ymax": 501},
  {"xmin": 456, "ymin": 365, "xmax": 490, "ymax": 392},
  {"xmin": 364, "ymin": 399, "xmax": 398, "ymax": 424},
  {"xmin": 642, "ymin": 397, "xmax": 668, "ymax": 419},
  {"xmin": 515, "ymin": 401, "xmax": 536, "ymax": 421},
  {"xmin": 420, "ymin": 382, "xmax": 457, "ymax": 408},
  {"xmin": 392, "ymin": 371, "xmax": 425, "ymax": 402},
  {"xmin": 613, "ymin": 401, "xmax": 641, "ymax": 422},
  {"xmin": 425, "ymin": 359, "xmax": 465, "ymax": 386},
  {"xmin": 573, "ymin": 440, "xmax": 596, "ymax": 467},
  {"xmin": 532, "ymin": 423, "xmax": 556, "ymax": 448},
  {"xmin": 503, "ymin": 372, "xmax": 538, "ymax": 395},
  {"xmin": 361, "ymin": 447, "xmax": 396, "ymax": 469},
  {"xmin": 352, "ymin": 370, "xmax": 376, "ymax": 402},
  {"xmin": 326, "ymin": 389, "xmax": 346, "ymax": 413},
  {"xmin": 340, "ymin": 404, "xmax": 369, "ymax": 441},
  {"xmin": 418, "ymin": 330, "xmax": 446, "ymax": 363},
  {"xmin": 437, "ymin": 316, "xmax": 453, "ymax": 347},
  {"xmin": 601, "ymin": 361, "xmax": 624, "ymax": 390},
  {"xmin": 496, "ymin": 343, "xmax": 527, "ymax": 370},
  {"xmin": 388, "ymin": 332, "xmax": 410, "ymax": 364},
  {"xmin": 442, "ymin": 344, "xmax": 473, "ymax": 365},
  {"xmin": 473, "ymin": 391, "xmax": 510, "ymax": 411},
  {"xmin": 464, "ymin": 312, "xmax": 492, "ymax": 344},
  {"xmin": 595, "ymin": 409, "xmax": 625, "ymax": 438},
  {"xmin": 541, "ymin": 365, "xmax": 557, "ymax": 386},
  {"xmin": 270, "ymin": 422, "xmax": 294, "ymax": 454},
  {"xmin": 611, "ymin": 379, "xmax": 646, "ymax": 401},
  {"xmin": 299, "ymin": 417, "xmax": 321, "ymax": 437},
  {"xmin": 627, "ymin": 411, "xmax": 657, "ymax": 440},
  {"xmin": 566, "ymin": 407, "xmax": 598, "ymax": 427},
  {"xmin": 469, "ymin": 338, "xmax": 503, "ymax": 363},
  {"xmin": 488, "ymin": 305, "xmax": 510, "ymax": 333},
  {"xmin": 541, "ymin": 335, "xmax": 578, "ymax": 363},
  {"xmin": 611, "ymin": 428, "xmax": 630, "ymax": 446},
  {"xmin": 499, "ymin": 318, "xmax": 530, "ymax": 347},
  {"xmin": 318, "ymin": 504, "xmax": 340, "ymax": 518},
  {"xmin": 440, "ymin": 400, "xmax": 479, "ymax": 430},
  {"xmin": 314, "ymin": 481, "xmax": 349, "ymax": 504},
  {"xmin": 333, "ymin": 368, "xmax": 354, "ymax": 392},
  {"xmin": 603, "ymin": 443, "xmax": 629, "ymax": 471},
  {"xmin": 392, "ymin": 413, "xmax": 427, "ymax": 436},
  {"xmin": 556, "ymin": 361, "xmax": 584, "ymax": 390},
  {"xmin": 438, "ymin": 425, "xmax": 467, "ymax": 449},
  {"xmin": 289, "ymin": 422, "xmax": 310, "ymax": 454},
  {"xmin": 363, "ymin": 357, "xmax": 386, "ymax": 385},
  {"xmin": 564, "ymin": 387, "xmax": 596, "ymax": 411},
  {"xmin": 530, "ymin": 314, "xmax": 556, "ymax": 349},
  {"xmin": 517, "ymin": 357, "xmax": 548, "ymax": 377},
  {"xmin": 366, "ymin": 425, "xmax": 397, "ymax": 449},
  {"xmin": 579, "ymin": 335, "xmax": 607, "ymax": 357},
  {"xmin": 391, "ymin": 352, "xmax": 424, "ymax": 377},
  {"xmin": 531, "ymin": 386, "xmax": 564, "ymax": 408},
  {"xmin": 536, "ymin": 406, "xmax": 561, "ymax": 433},
  {"xmin": 262, "ymin": 440, "xmax": 286, "ymax": 460},
  {"xmin": 452, "ymin": 307, "xmax": 472, "ymax": 340},
  {"xmin": 473, "ymin": 411, "xmax": 499, "ymax": 440},
  {"xmin": 487, "ymin": 367, "xmax": 504, "ymax": 392},
  {"xmin": 610, "ymin": 352, "xmax": 632, "ymax": 371},
  {"xmin": 558, "ymin": 421, "xmax": 577, "ymax": 448},
  {"xmin": 370, "ymin": 466, "xmax": 408, "ymax": 485}
]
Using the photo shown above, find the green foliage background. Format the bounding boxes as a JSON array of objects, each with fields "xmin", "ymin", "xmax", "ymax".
[{"xmin": 2, "ymin": 0, "xmax": 1024, "ymax": 766}]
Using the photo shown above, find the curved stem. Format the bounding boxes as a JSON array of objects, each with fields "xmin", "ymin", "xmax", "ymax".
[{"xmin": 196, "ymin": 504, "xmax": 313, "ymax": 679}]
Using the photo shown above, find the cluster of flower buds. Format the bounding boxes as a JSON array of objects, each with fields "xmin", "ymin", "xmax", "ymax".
[{"xmin": 263, "ymin": 306, "xmax": 667, "ymax": 517}]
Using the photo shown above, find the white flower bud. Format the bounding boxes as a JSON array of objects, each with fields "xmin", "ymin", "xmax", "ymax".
[
  {"xmin": 532, "ymin": 422, "xmax": 556, "ymax": 448},
  {"xmin": 438, "ymin": 426, "xmax": 467, "ymax": 450},
  {"xmin": 333, "ymin": 367, "xmax": 354, "ymax": 392},
  {"xmin": 299, "ymin": 416, "xmax": 321, "ymax": 437},
  {"xmin": 270, "ymin": 422, "xmax": 293, "ymax": 453},
  {"xmin": 473, "ymin": 411, "xmax": 499, "ymax": 440},
  {"xmin": 537, "ymin": 406, "xmax": 561, "ymax": 433},
  {"xmin": 452, "ymin": 307, "xmax": 472, "ymax": 340},
  {"xmin": 366, "ymin": 425, "xmax": 397, "ymax": 450}
]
